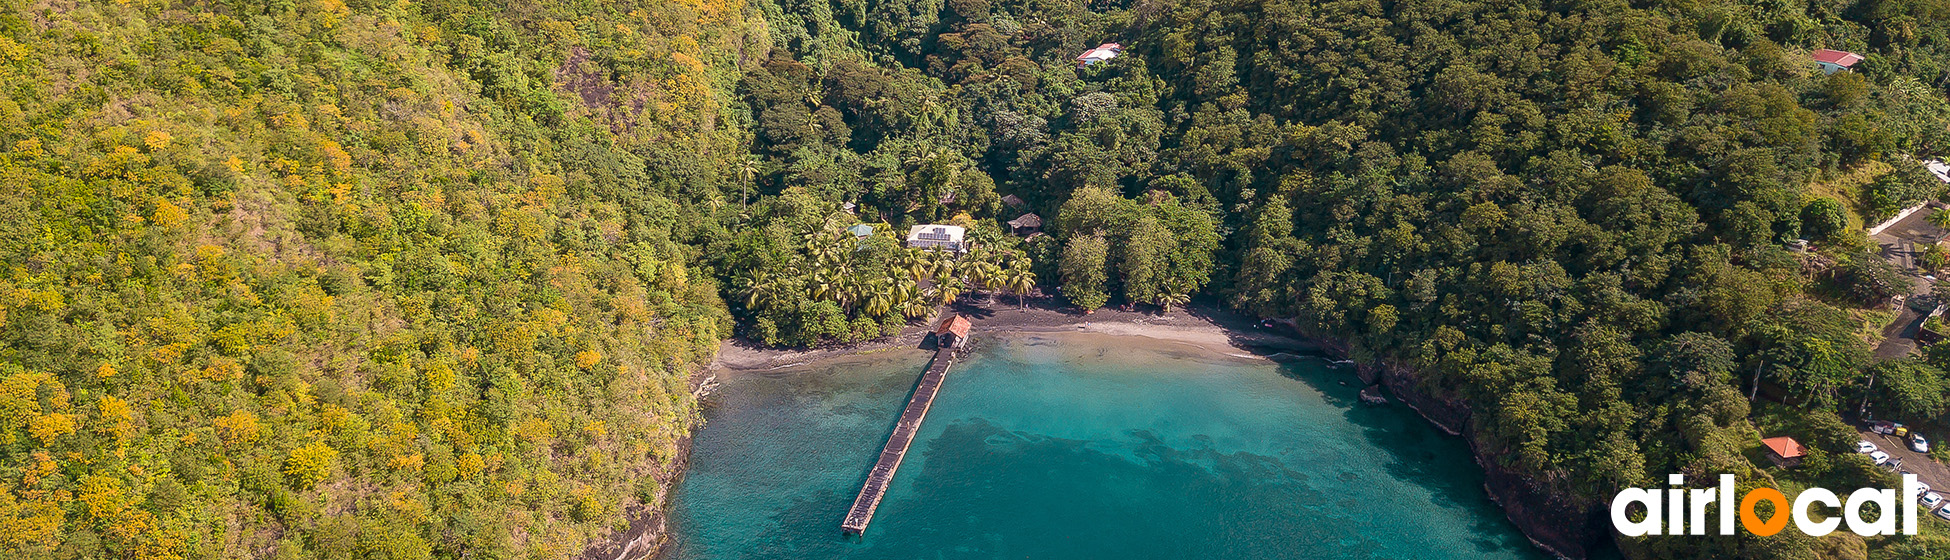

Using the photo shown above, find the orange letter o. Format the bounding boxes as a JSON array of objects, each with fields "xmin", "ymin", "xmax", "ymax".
[{"xmin": 1740, "ymin": 488, "xmax": 1790, "ymax": 536}]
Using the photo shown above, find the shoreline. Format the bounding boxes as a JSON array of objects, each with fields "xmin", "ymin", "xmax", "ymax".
[{"xmin": 710, "ymin": 299, "xmax": 1315, "ymax": 374}]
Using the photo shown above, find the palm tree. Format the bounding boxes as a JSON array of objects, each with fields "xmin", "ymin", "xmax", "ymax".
[
  {"xmin": 1155, "ymin": 292, "xmax": 1191, "ymax": 313},
  {"xmin": 891, "ymin": 277, "xmax": 918, "ymax": 303},
  {"xmin": 807, "ymin": 269, "xmax": 839, "ymax": 303},
  {"xmin": 737, "ymin": 271, "xmax": 779, "ymax": 311},
  {"xmin": 902, "ymin": 298, "xmax": 933, "ymax": 319},
  {"xmin": 1004, "ymin": 268, "xmax": 1037, "ymax": 308},
  {"xmin": 864, "ymin": 278, "xmax": 895, "ymax": 317},
  {"xmin": 803, "ymin": 226, "xmax": 847, "ymax": 266},
  {"xmin": 902, "ymin": 250, "xmax": 935, "ymax": 283},
  {"xmin": 1930, "ymin": 209, "xmax": 1950, "ymax": 231},
  {"xmin": 894, "ymin": 250, "xmax": 926, "ymax": 283},
  {"xmin": 965, "ymin": 261, "xmax": 1000, "ymax": 300},
  {"xmin": 936, "ymin": 282, "xmax": 963, "ymax": 306},
  {"xmin": 929, "ymin": 253, "xmax": 957, "ymax": 280},
  {"xmin": 835, "ymin": 272, "xmax": 862, "ymax": 311},
  {"xmin": 1926, "ymin": 243, "xmax": 1950, "ymax": 273},
  {"xmin": 737, "ymin": 156, "xmax": 761, "ymax": 209}
]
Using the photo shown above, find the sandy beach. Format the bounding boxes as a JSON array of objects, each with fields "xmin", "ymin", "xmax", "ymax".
[{"xmin": 708, "ymin": 298, "xmax": 1315, "ymax": 372}]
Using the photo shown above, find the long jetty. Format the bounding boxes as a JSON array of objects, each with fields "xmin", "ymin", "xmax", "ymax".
[{"xmin": 840, "ymin": 346, "xmax": 958, "ymax": 535}]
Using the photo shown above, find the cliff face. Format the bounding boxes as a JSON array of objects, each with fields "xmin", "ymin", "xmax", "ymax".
[{"xmin": 1348, "ymin": 355, "xmax": 1608, "ymax": 560}]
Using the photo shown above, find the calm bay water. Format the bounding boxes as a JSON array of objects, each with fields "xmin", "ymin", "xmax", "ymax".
[{"xmin": 665, "ymin": 333, "xmax": 1547, "ymax": 559}]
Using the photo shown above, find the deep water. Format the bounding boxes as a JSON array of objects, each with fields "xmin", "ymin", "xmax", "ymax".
[{"xmin": 666, "ymin": 333, "xmax": 1548, "ymax": 559}]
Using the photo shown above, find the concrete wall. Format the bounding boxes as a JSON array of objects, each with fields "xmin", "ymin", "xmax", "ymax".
[{"xmin": 1869, "ymin": 200, "xmax": 1936, "ymax": 236}]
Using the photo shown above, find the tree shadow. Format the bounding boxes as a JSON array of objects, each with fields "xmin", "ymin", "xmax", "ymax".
[{"xmin": 945, "ymin": 298, "xmax": 997, "ymax": 320}]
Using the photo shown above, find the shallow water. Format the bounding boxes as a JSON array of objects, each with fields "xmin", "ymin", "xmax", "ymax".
[{"xmin": 666, "ymin": 333, "xmax": 1548, "ymax": 559}]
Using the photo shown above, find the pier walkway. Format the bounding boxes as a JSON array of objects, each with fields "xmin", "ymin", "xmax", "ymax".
[{"xmin": 840, "ymin": 346, "xmax": 957, "ymax": 535}]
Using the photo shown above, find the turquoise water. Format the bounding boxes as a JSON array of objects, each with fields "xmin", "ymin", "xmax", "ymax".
[{"xmin": 666, "ymin": 333, "xmax": 1547, "ymax": 559}]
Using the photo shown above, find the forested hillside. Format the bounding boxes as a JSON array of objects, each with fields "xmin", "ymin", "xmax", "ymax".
[
  {"xmin": 8, "ymin": 0, "xmax": 1950, "ymax": 557},
  {"xmin": 0, "ymin": 0, "xmax": 744, "ymax": 558}
]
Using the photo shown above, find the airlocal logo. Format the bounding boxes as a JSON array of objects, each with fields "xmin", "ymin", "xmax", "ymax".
[{"xmin": 1611, "ymin": 474, "xmax": 1924, "ymax": 536}]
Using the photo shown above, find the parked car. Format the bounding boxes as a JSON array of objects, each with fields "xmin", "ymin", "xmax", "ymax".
[
  {"xmin": 1860, "ymin": 440, "xmax": 1880, "ymax": 453},
  {"xmin": 1875, "ymin": 421, "xmax": 1898, "ymax": 435},
  {"xmin": 1924, "ymin": 492, "xmax": 1944, "ymax": 509},
  {"xmin": 1914, "ymin": 433, "xmax": 1932, "ymax": 453},
  {"xmin": 1871, "ymin": 450, "xmax": 1892, "ymax": 465},
  {"xmin": 1936, "ymin": 507, "xmax": 1950, "ymax": 522}
]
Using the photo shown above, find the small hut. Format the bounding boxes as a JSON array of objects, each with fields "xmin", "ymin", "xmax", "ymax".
[
  {"xmin": 937, "ymin": 315, "xmax": 972, "ymax": 349},
  {"xmin": 1001, "ymin": 194, "xmax": 1025, "ymax": 208},
  {"xmin": 1007, "ymin": 213, "xmax": 1043, "ymax": 236},
  {"xmin": 1761, "ymin": 436, "xmax": 1806, "ymax": 468}
]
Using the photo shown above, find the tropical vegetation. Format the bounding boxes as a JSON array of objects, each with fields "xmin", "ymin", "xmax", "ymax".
[{"xmin": 9, "ymin": 0, "xmax": 1950, "ymax": 557}]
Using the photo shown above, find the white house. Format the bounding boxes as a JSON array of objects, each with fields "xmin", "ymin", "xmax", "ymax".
[
  {"xmin": 1076, "ymin": 43, "xmax": 1123, "ymax": 67},
  {"xmin": 906, "ymin": 224, "xmax": 967, "ymax": 252},
  {"xmin": 1926, "ymin": 159, "xmax": 1950, "ymax": 185}
]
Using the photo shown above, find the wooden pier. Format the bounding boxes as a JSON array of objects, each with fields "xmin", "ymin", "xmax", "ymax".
[{"xmin": 840, "ymin": 346, "xmax": 958, "ymax": 535}]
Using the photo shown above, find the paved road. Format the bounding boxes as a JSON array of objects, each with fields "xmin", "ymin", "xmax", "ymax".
[
  {"xmin": 1873, "ymin": 305, "xmax": 1926, "ymax": 361},
  {"xmin": 1869, "ymin": 275, "xmax": 1936, "ymax": 361}
]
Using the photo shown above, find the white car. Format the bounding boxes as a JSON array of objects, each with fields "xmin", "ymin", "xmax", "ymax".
[
  {"xmin": 1924, "ymin": 492, "xmax": 1944, "ymax": 509},
  {"xmin": 1936, "ymin": 507, "xmax": 1950, "ymax": 521},
  {"xmin": 1871, "ymin": 450, "xmax": 1892, "ymax": 465},
  {"xmin": 1914, "ymin": 433, "xmax": 1932, "ymax": 453},
  {"xmin": 1859, "ymin": 440, "xmax": 1879, "ymax": 453}
]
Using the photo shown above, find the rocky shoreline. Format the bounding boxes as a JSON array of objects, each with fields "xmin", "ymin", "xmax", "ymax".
[
  {"xmin": 1334, "ymin": 344, "xmax": 1606, "ymax": 560},
  {"xmin": 586, "ymin": 300, "xmax": 1607, "ymax": 560},
  {"xmin": 573, "ymin": 366, "xmax": 714, "ymax": 560}
]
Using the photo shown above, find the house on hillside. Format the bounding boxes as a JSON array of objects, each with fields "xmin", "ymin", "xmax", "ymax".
[
  {"xmin": 1762, "ymin": 436, "xmax": 1806, "ymax": 468},
  {"xmin": 906, "ymin": 224, "xmax": 967, "ymax": 253},
  {"xmin": 1007, "ymin": 213, "xmax": 1043, "ymax": 236},
  {"xmin": 1813, "ymin": 49, "xmax": 1865, "ymax": 74},
  {"xmin": 1001, "ymin": 194, "xmax": 1025, "ymax": 208},
  {"xmin": 937, "ymin": 315, "xmax": 972, "ymax": 349},
  {"xmin": 1076, "ymin": 43, "xmax": 1123, "ymax": 67},
  {"xmin": 847, "ymin": 224, "xmax": 875, "ymax": 239},
  {"xmin": 1927, "ymin": 160, "xmax": 1950, "ymax": 185}
]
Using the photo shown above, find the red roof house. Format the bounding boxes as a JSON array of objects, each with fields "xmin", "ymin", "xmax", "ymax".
[
  {"xmin": 1075, "ymin": 43, "xmax": 1124, "ymax": 67},
  {"xmin": 1812, "ymin": 49, "xmax": 1864, "ymax": 74},
  {"xmin": 1762, "ymin": 436, "xmax": 1807, "ymax": 468},
  {"xmin": 937, "ymin": 315, "xmax": 972, "ymax": 348}
]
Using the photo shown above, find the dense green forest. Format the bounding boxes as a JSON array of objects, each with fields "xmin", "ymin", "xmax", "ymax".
[
  {"xmin": 9, "ymin": 0, "xmax": 1950, "ymax": 557},
  {"xmin": 0, "ymin": 0, "xmax": 744, "ymax": 558}
]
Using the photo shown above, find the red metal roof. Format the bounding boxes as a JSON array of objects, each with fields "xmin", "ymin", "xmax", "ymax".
[
  {"xmin": 1812, "ymin": 49, "xmax": 1864, "ymax": 67},
  {"xmin": 937, "ymin": 315, "xmax": 972, "ymax": 338},
  {"xmin": 1762, "ymin": 436, "xmax": 1806, "ymax": 459}
]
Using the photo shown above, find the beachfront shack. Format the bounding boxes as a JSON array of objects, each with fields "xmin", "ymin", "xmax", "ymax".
[
  {"xmin": 937, "ymin": 315, "xmax": 972, "ymax": 349},
  {"xmin": 1762, "ymin": 436, "xmax": 1806, "ymax": 468}
]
